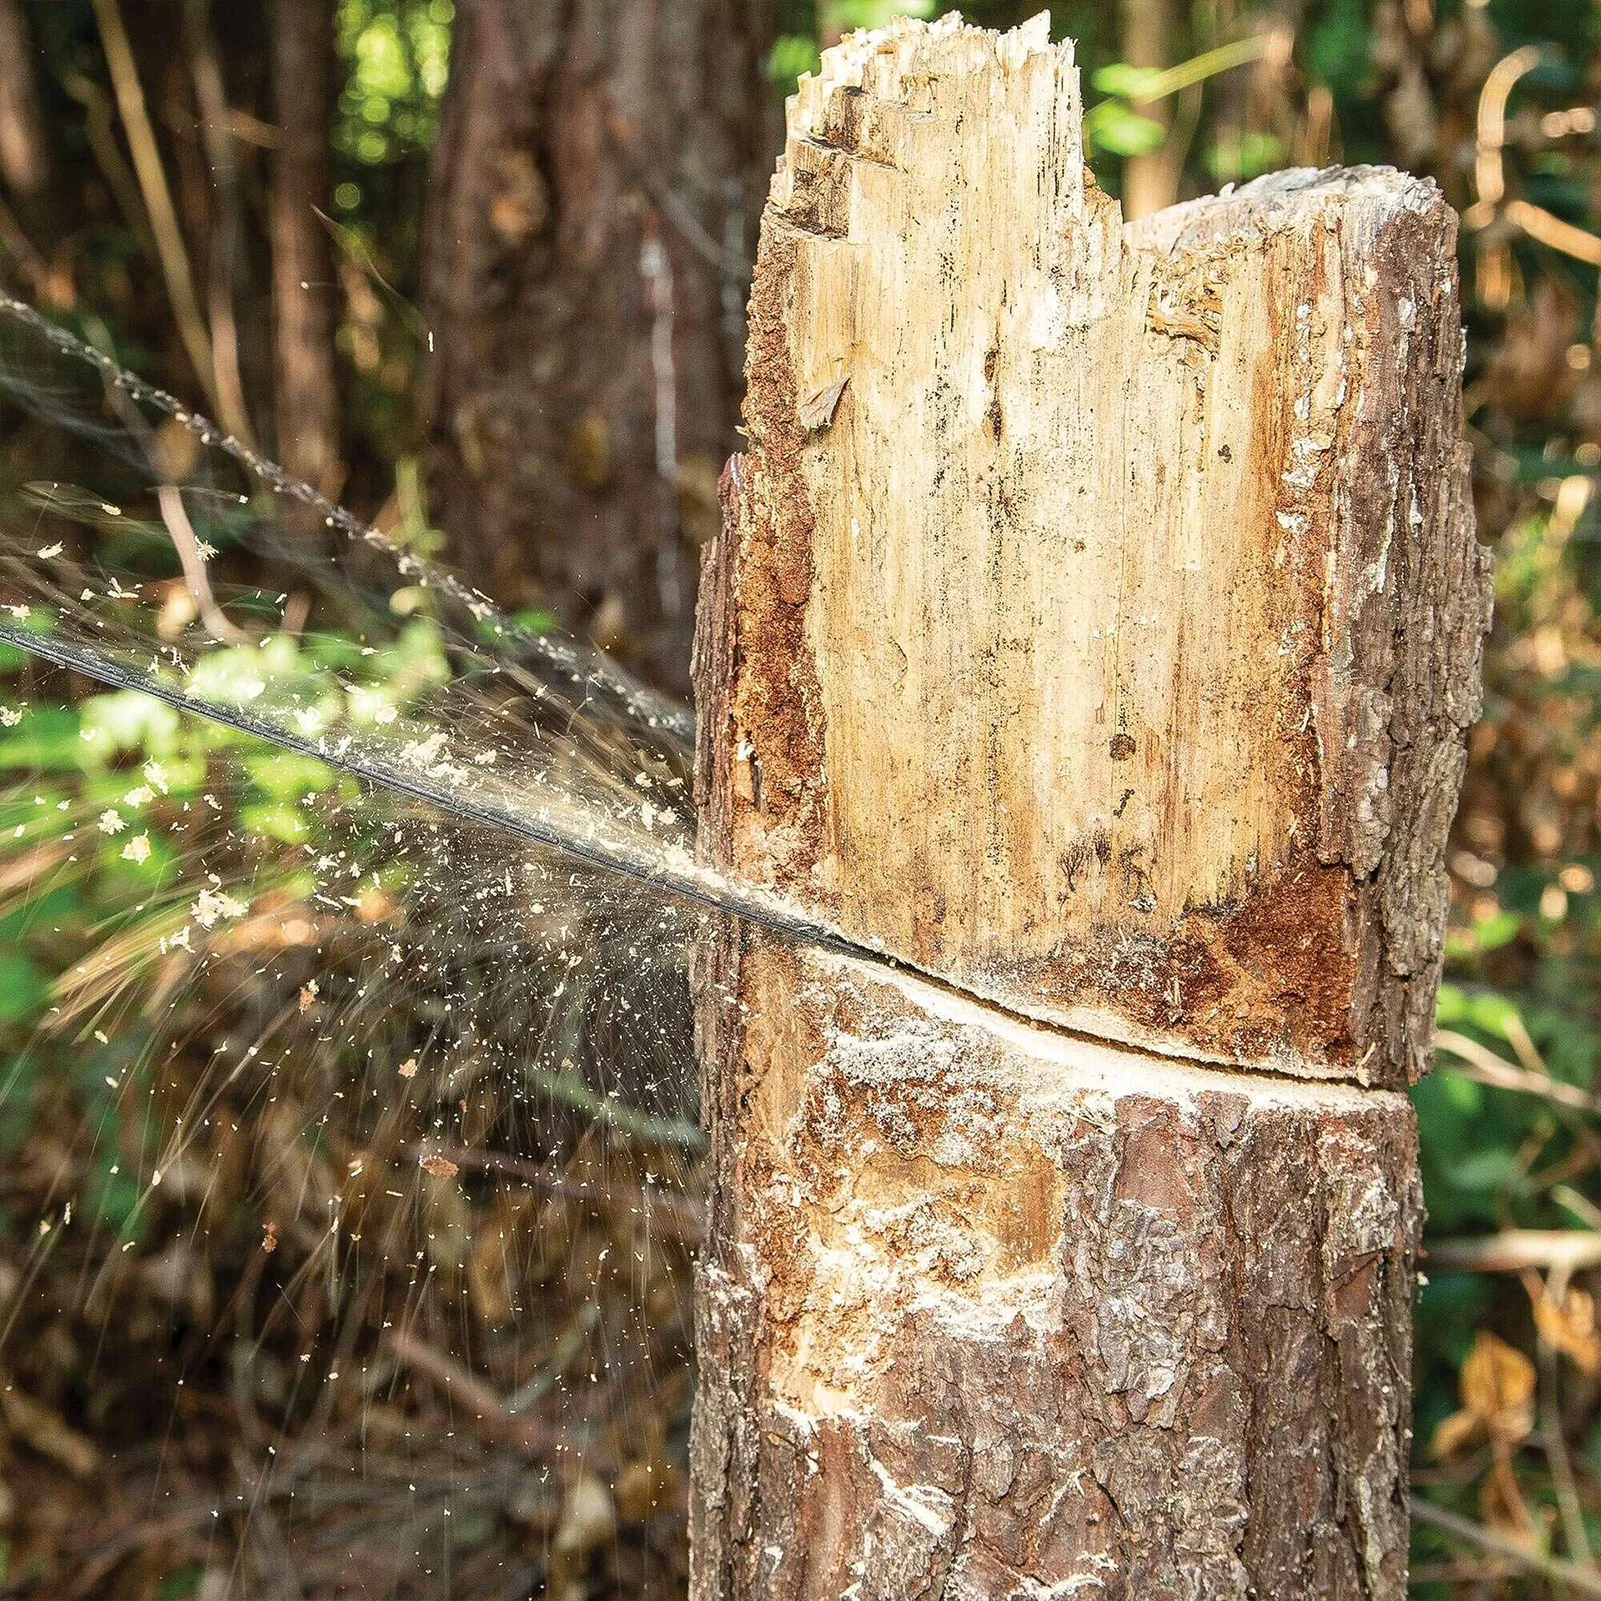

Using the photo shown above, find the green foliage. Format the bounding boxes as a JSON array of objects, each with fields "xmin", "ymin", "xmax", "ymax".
[
  {"xmin": 335, "ymin": 0, "xmax": 454, "ymax": 172},
  {"xmin": 1307, "ymin": 0, "xmax": 1370, "ymax": 96},
  {"xmin": 834, "ymin": 0, "xmax": 936, "ymax": 27},
  {"xmin": 770, "ymin": 33, "xmax": 824, "ymax": 91},
  {"xmin": 1084, "ymin": 35, "xmax": 1279, "ymax": 164},
  {"xmin": 1085, "ymin": 100, "xmax": 1167, "ymax": 156},
  {"xmin": 771, "ymin": 1, "xmax": 936, "ymax": 94},
  {"xmin": 0, "ymin": 609, "xmax": 463, "ymax": 1249},
  {"xmin": 12, "ymin": 0, "xmax": 1601, "ymax": 1588},
  {"xmin": 1202, "ymin": 129, "xmax": 1285, "ymax": 183},
  {"xmin": 0, "ymin": 952, "xmax": 47, "ymax": 1027}
]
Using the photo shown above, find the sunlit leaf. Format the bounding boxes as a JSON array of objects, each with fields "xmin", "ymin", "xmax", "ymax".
[{"xmin": 1085, "ymin": 101, "xmax": 1167, "ymax": 157}]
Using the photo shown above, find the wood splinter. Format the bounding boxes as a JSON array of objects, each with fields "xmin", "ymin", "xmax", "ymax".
[{"xmin": 691, "ymin": 13, "xmax": 1492, "ymax": 1598}]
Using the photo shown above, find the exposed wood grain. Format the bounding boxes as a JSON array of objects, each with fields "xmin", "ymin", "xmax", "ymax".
[
  {"xmin": 706, "ymin": 14, "xmax": 1492, "ymax": 1085},
  {"xmin": 691, "ymin": 14, "xmax": 1487, "ymax": 1595}
]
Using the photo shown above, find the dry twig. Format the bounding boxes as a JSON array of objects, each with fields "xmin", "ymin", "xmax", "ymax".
[
  {"xmin": 1412, "ymin": 1497, "xmax": 1601, "ymax": 1597},
  {"xmin": 1428, "ymin": 1231, "xmax": 1601, "ymax": 1275}
]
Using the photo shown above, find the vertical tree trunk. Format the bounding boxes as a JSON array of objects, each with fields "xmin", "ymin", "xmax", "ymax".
[
  {"xmin": 186, "ymin": 0, "xmax": 258, "ymax": 453},
  {"xmin": 0, "ymin": 0, "xmax": 46, "ymax": 200},
  {"xmin": 1119, "ymin": 0, "xmax": 1182, "ymax": 220},
  {"xmin": 420, "ymin": 0, "xmax": 776, "ymax": 693},
  {"xmin": 271, "ymin": 0, "xmax": 341, "ymax": 501},
  {"xmin": 691, "ymin": 17, "xmax": 1492, "ymax": 1597}
]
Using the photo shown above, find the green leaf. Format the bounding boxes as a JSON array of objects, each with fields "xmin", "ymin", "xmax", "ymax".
[
  {"xmin": 1308, "ymin": 0, "xmax": 1370, "ymax": 96},
  {"xmin": 1444, "ymin": 908, "xmax": 1522, "ymax": 959},
  {"xmin": 0, "ymin": 951, "xmax": 47, "ymax": 1025},
  {"xmin": 769, "ymin": 32, "xmax": 820, "ymax": 88},
  {"xmin": 0, "ymin": 885, "xmax": 82, "ymax": 942},
  {"xmin": 1461, "ymin": 989, "xmax": 1524, "ymax": 1038},
  {"xmin": 244, "ymin": 751, "xmax": 334, "ymax": 801},
  {"xmin": 1205, "ymin": 130, "xmax": 1287, "ymax": 184},
  {"xmin": 160, "ymin": 1565, "xmax": 203, "ymax": 1601},
  {"xmin": 1085, "ymin": 101, "xmax": 1167, "ymax": 157},
  {"xmin": 1433, "ymin": 1067, "xmax": 1485, "ymax": 1115},
  {"xmin": 0, "ymin": 706, "xmax": 82, "ymax": 770},
  {"xmin": 1447, "ymin": 1146, "xmax": 1527, "ymax": 1196},
  {"xmin": 1091, "ymin": 63, "xmax": 1165, "ymax": 101},
  {"xmin": 509, "ymin": 607, "xmax": 561, "ymax": 636},
  {"xmin": 78, "ymin": 691, "xmax": 181, "ymax": 761},
  {"xmin": 241, "ymin": 803, "xmax": 311, "ymax": 845},
  {"xmin": 1435, "ymin": 982, "xmax": 1468, "ymax": 1025}
]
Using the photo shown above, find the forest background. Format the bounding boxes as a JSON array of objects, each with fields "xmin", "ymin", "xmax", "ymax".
[{"xmin": 0, "ymin": 0, "xmax": 1594, "ymax": 1596}]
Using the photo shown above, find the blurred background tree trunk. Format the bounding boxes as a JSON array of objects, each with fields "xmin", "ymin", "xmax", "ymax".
[
  {"xmin": 272, "ymin": 0, "xmax": 342, "ymax": 503},
  {"xmin": 420, "ymin": 0, "xmax": 777, "ymax": 693},
  {"xmin": 0, "ymin": 0, "xmax": 46, "ymax": 203},
  {"xmin": 1119, "ymin": 0, "xmax": 1184, "ymax": 218}
]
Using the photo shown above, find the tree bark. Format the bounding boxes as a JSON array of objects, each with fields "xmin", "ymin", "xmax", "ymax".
[
  {"xmin": 271, "ymin": 0, "xmax": 341, "ymax": 501},
  {"xmin": 691, "ymin": 936, "xmax": 1423, "ymax": 1598},
  {"xmin": 691, "ymin": 16, "xmax": 1492, "ymax": 1597},
  {"xmin": 420, "ymin": 0, "xmax": 776, "ymax": 693}
]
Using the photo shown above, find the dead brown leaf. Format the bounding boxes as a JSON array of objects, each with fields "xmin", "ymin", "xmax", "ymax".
[{"xmin": 1432, "ymin": 1330, "xmax": 1537, "ymax": 1458}]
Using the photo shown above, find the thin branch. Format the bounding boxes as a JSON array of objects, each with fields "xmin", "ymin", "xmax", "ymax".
[
  {"xmin": 76, "ymin": 309, "xmax": 247, "ymax": 644},
  {"xmin": 1428, "ymin": 1232, "xmax": 1601, "ymax": 1275},
  {"xmin": 60, "ymin": 69, "xmax": 153, "ymax": 255},
  {"xmin": 1523, "ymin": 1267, "xmax": 1598, "ymax": 1569},
  {"xmin": 1544, "ymin": 1342, "xmax": 1596, "ymax": 1567},
  {"xmin": 1411, "ymin": 1498, "xmax": 1601, "ymax": 1597},
  {"xmin": 1505, "ymin": 199, "xmax": 1601, "ymax": 267},
  {"xmin": 1458, "ymin": 43, "xmax": 1601, "ymax": 268},
  {"xmin": 183, "ymin": 0, "xmax": 256, "ymax": 449},
  {"xmin": 401, "ymin": 1140, "xmax": 703, "ymax": 1243},
  {"xmin": 90, "ymin": 0, "xmax": 242, "ymax": 437},
  {"xmin": 1466, "ymin": 45, "xmax": 1545, "ymax": 225},
  {"xmin": 1122, "ymin": 30, "xmax": 1278, "ymax": 105},
  {"xmin": 380, "ymin": 1328, "xmax": 566, "ymax": 1459},
  {"xmin": 1436, "ymin": 1029, "xmax": 1601, "ymax": 1117},
  {"xmin": 155, "ymin": 482, "xmax": 246, "ymax": 643}
]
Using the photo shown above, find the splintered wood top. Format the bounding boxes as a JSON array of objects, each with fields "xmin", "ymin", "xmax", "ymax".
[{"xmin": 696, "ymin": 14, "xmax": 1492, "ymax": 1085}]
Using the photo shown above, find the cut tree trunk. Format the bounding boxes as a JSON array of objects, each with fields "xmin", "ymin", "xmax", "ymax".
[
  {"xmin": 419, "ymin": 0, "xmax": 776, "ymax": 692},
  {"xmin": 691, "ymin": 16, "xmax": 1492, "ymax": 1598},
  {"xmin": 271, "ymin": 0, "xmax": 341, "ymax": 503}
]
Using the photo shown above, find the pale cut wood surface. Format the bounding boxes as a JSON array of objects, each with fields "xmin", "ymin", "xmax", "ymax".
[{"xmin": 703, "ymin": 12, "xmax": 1492, "ymax": 1085}]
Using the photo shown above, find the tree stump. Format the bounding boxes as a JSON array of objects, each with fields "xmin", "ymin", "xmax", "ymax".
[{"xmin": 691, "ymin": 16, "xmax": 1492, "ymax": 1597}]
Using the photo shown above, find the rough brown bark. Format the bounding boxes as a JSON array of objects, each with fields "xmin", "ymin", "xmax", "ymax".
[
  {"xmin": 271, "ymin": 0, "xmax": 341, "ymax": 501},
  {"xmin": 691, "ymin": 17, "xmax": 1491, "ymax": 1597},
  {"xmin": 419, "ymin": 0, "xmax": 776, "ymax": 692},
  {"xmin": 691, "ymin": 936, "xmax": 1421, "ymax": 1598}
]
